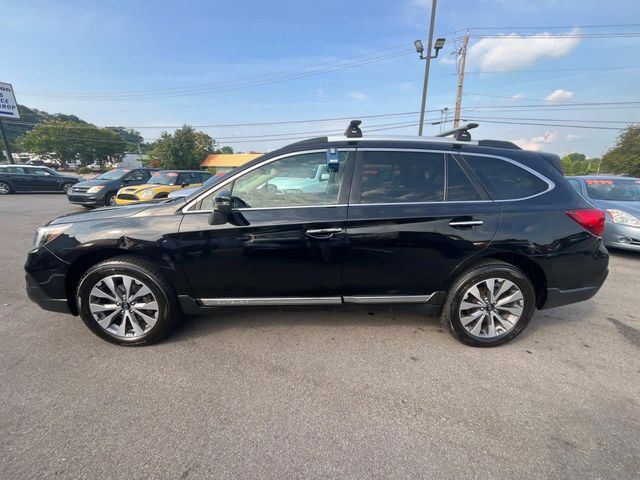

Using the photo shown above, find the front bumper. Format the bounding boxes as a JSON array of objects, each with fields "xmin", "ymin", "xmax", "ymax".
[
  {"xmin": 26, "ymin": 272, "xmax": 71, "ymax": 314},
  {"xmin": 115, "ymin": 196, "xmax": 145, "ymax": 206},
  {"xmin": 24, "ymin": 246, "xmax": 72, "ymax": 315},
  {"xmin": 602, "ymin": 223, "xmax": 640, "ymax": 251},
  {"xmin": 67, "ymin": 192, "xmax": 104, "ymax": 206}
]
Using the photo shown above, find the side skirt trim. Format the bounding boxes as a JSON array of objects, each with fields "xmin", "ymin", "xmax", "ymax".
[{"xmin": 196, "ymin": 294, "xmax": 435, "ymax": 307}]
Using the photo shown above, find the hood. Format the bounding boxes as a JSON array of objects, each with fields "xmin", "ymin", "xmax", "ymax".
[
  {"xmin": 48, "ymin": 204, "xmax": 152, "ymax": 225},
  {"xmin": 590, "ymin": 199, "xmax": 640, "ymax": 217},
  {"xmin": 118, "ymin": 184, "xmax": 165, "ymax": 194},
  {"xmin": 74, "ymin": 178, "xmax": 114, "ymax": 187},
  {"xmin": 57, "ymin": 174, "xmax": 83, "ymax": 182}
]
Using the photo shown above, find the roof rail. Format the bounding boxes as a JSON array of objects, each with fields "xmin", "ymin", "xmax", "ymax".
[
  {"xmin": 344, "ymin": 120, "xmax": 363, "ymax": 138},
  {"xmin": 436, "ymin": 123, "xmax": 479, "ymax": 141}
]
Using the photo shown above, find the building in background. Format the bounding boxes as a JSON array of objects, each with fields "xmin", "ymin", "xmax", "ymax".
[{"xmin": 201, "ymin": 153, "xmax": 262, "ymax": 174}]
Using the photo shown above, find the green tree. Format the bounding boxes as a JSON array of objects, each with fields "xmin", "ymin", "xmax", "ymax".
[
  {"xmin": 217, "ymin": 146, "xmax": 234, "ymax": 154},
  {"xmin": 17, "ymin": 121, "xmax": 127, "ymax": 166},
  {"xmin": 149, "ymin": 125, "xmax": 215, "ymax": 169},
  {"xmin": 106, "ymin": 127, "xmax": 145, "ymax": 152},
  {"xmin": 599, "ymin": 125, "xmax": 640, "ymax": 177}
]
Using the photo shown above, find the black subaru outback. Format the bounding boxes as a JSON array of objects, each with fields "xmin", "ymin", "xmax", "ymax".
[{"xmin": 25, "ymin": 122, "xmax": 609, "ymax": 347}]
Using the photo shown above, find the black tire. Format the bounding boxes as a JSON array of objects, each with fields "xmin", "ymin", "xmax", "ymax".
[
  {"xmin": 104, "ymin": 192, "xmax": 116, "ymax": 207},
  {"xmin": 61, "ymin": 183, "xmax": 74, "ymax": 194},
  {"xmin": 441, "ymin": 261, "xmax": 536, "ymax": 347},
  {"xmin": 0, "ymin": 181, "xmax": 12, "ymax": 195},
  {"xmin": 76, "ymin": 255, "xmax": 180, "ymax": 346}
]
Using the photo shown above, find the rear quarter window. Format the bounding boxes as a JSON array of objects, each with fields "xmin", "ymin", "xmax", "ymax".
[{"xmin": 462, "ymin": 154, "xmax": 550, "ymax": 200}]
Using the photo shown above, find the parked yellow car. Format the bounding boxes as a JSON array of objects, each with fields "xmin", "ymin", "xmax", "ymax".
[{"xmin": 115, "ymin": 170, "xmax": 211, "ymax": 205}]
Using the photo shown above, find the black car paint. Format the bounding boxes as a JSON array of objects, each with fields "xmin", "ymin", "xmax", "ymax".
[
  {"xmin": 0, "ymin": 166, "xmax": 79, "ymax": 192},
  {"xmin": 26, "ymin": 137, "xmax": 609, "ymax": 317},
  {"xmin": 66, "ymin": 168, "xmax": 157, "ymax": 207}
]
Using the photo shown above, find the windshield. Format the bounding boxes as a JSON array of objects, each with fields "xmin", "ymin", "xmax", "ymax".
[
  {"xmin": 586, "ymin": 179, "xmax": 640, "ymax": 201},
  {"xmin": 148, "ymin": 171, "xmax": 178, "ymax": 185},
  {"xmin": 97, "ymin": 169, "xmax": 130, "ymax": 180}
]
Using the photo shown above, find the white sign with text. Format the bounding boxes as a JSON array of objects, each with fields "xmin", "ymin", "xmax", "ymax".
[{"xmin": 0, "ymin": 82, "xmax": 20, "ymax": 119}]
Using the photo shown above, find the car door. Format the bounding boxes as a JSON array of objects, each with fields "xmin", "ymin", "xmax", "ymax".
[
  {"xmin": 1, "ymin": 166, "xmax": 31, "ymax": 191},
  {"xmin": 342, "ymin": 149, "xmax": 501, "ymax": 299},
  {"xmin": 28, "ymin": 167, "xmax": 60, "ymax": 191},
  {"xmin": 178, "ymin": 149, "xmax": 354, "ymax": 302}
]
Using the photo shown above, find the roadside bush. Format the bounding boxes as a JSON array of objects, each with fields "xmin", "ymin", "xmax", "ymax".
[{"xmin": 77, "ymin": 166, "xmax": 91, "ymax": 174}]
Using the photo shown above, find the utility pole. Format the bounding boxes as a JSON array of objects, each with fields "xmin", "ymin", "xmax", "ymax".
[
  {"xmin": 418, "ymin": 0, "xmax": 438, "ymax": 136},
  {"xmin": 0, "ymin": 118, "xmax": 15, "ymax": 164},
  {"xmin": 453, "ymin": 34, "xmax": 469, "ymax": 129}
]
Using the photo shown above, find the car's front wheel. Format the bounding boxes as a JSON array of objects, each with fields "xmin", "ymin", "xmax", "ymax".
[
  {"xmin": 61, "ymin": 183, "xmax": 74, "ymax": 194},
  {"xmin": 76, "ymin": 256, "xmax": 180, "ymax": 345},
  {"xmin": 104, "ymin": 192, "xmax": 117, "ymax": 206},
  {"xmin": 441, "ymin": 261, "xmax": 536, "ymax": 347}
]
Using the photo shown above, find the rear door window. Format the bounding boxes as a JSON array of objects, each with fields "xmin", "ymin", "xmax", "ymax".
[
  {"xmin": 462, "ymin": 155, "xmax": 549, "ymax": 200},
  {"xmin": 355, "ymin": 151, "xmax": 445, "ymax": 204}
]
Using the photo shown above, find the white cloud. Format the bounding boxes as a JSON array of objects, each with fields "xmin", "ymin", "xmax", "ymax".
[
  {"xmin": 545, "ymin": 89, "xmax": 574, "ymax": 102},
  {"xmin": 468, "ymin": 29, "xmax": 581, "ymax": 72},
  {"xmin": 512, "ymin": 131, "xmax": 557, "ymax": 150},
  {"xmin": 566, "ymin": 133, "xmax": 583, "ymax": 141},
  {"xmin": 315, "ymin": 88, "xmax": 325, "ymax": 97},
  {"xmin": 512, "ymin": 93, "xmax": 526, "ymax": 100},
  {"xmin": 348, "ymin": 91, "xmax": 367, "ymax": 101}
]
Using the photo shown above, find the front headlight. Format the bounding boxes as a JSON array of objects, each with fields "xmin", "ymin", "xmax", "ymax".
[
  {"xmin": 606, "ymin": 209, "xmax": 640, "ymax": 227},
  {"xmin": 33, "ymin": 225, "xmax": 70, "ymax": 249},
  {"xmin": 139, "ymin": 189, "xmax": 155, "ymax": 199},
  {"xmin": 87, "ymin": 185, "xmax": 105, "ymax": 193}
]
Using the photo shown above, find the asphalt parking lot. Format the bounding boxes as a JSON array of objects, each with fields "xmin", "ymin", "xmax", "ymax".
[{"xmin": 1, "ymin": 194, "xmax": 639, "ymax": 479}]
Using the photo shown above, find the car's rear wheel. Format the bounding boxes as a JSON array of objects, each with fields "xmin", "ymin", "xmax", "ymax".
[
  {"xmin": 442, "ymin": 261, "xmax": 536, "ymax": 347},
  {"xmin": 76, "ymin": 256, "xmax": 180, "ymax": 346},
  {"xmin": 0, "ymin": 181, "xmax": 12, "ymax": 195},
  {"xmin": 104, "ymin": 192, "xmax": 117, "ymax": 206},
  {"xmin": 61, "ymin": 183, "xmax": 74, "ymax": 194}
]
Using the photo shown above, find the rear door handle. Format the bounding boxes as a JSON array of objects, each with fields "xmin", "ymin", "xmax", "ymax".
[
  {"xmin": 449, "ymin": 219, "xmax": 484, "ymax": 228},
  {"xmin": 305, "ymin": 228, "xmax": 343, "ymax": 239}
]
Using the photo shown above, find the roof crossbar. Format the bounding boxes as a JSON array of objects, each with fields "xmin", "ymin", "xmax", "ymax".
[{"xmin": 437, "ymin": 123, "xmax": 479, "ymax": 141}]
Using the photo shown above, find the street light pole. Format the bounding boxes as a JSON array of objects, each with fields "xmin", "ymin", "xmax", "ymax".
[{"xmin": 418, "ymin": 0, "xmax": 438, "ymax": 136}]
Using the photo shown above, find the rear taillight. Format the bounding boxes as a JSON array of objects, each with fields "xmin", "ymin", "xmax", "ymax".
[{"xmin": 566, "ymin": 209, "xmax": 605, "ymax": 237}]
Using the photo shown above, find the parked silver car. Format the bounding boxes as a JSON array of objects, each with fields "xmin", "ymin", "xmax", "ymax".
[{"xmin": 567, "ymin": 175, "xmax": 640, "ymax": 251}]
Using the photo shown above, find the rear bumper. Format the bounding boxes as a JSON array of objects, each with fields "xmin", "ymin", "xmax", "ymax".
[{"xmin": 540, "ymin": 267, "xmax": 609, "ymax": 309}]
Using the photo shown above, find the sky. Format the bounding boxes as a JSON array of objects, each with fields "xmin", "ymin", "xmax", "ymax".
[{"xmin": 6, "ymin": 0, "xmax": 640, "ymax": 157}]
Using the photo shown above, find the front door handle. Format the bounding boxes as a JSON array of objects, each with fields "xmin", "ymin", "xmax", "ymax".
[
  {"xmin": 305, "ymin": 228, "xmax": 343, "ymax": 239},
  {"xmin": 449, "ymin": 219, "xmax": 484, "ymax": 228}
]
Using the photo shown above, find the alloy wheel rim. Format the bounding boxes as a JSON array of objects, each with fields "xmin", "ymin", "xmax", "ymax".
[
  {"xmin": 0, "ymin": 183, "xmax": 9, "ymax": 194},
  {"xmin": 88, "ymin": 274, "xmax": 159, "ymax": 338},
  {"xmin": 63, "ymin": 184, "xmax": 72, "ymax": 193},
  {"xmin": 458, "ymin": 277, "xmax": 524, "ymax": 338},
  {"xmin": 108, "ymin": 195, "xmax": 116, "ymax": 206}
]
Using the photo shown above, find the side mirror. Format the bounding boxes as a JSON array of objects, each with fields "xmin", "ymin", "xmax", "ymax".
[
  {"xmin": 320, "ymin": 173, "xmax": 330, "ymax": 181},
  {"xmin": 209, "ymin": 191, "xmax": 232, "ymax": 225}
]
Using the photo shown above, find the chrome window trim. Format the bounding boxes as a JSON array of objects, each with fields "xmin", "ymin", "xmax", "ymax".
[
  {"xmin": 459, "ymin": 151, "xmax": 555, "ymax": 202},
  {"xmin": 353, "ymin": 148, "xmax": 555, "ymax": 204},
  {"xmin": 234, "ymin": 204, "xmax": 348, "ymax": 212},
  {"xmin": 183, "ymin": 148, "xmax": 356, "ymax": 213}
]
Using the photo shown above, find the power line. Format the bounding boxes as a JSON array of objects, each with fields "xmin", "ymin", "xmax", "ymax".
[
  {"xmin": 460, "ymin": 118, "xmax": 625, "ymax": 130},
  {"xmin": 19, "ymin": 48, "xmax": 413, "ymax": 101},
  {"xmin": 462, "ymin": 23, "xmax": 640, "ymax": 31}
]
